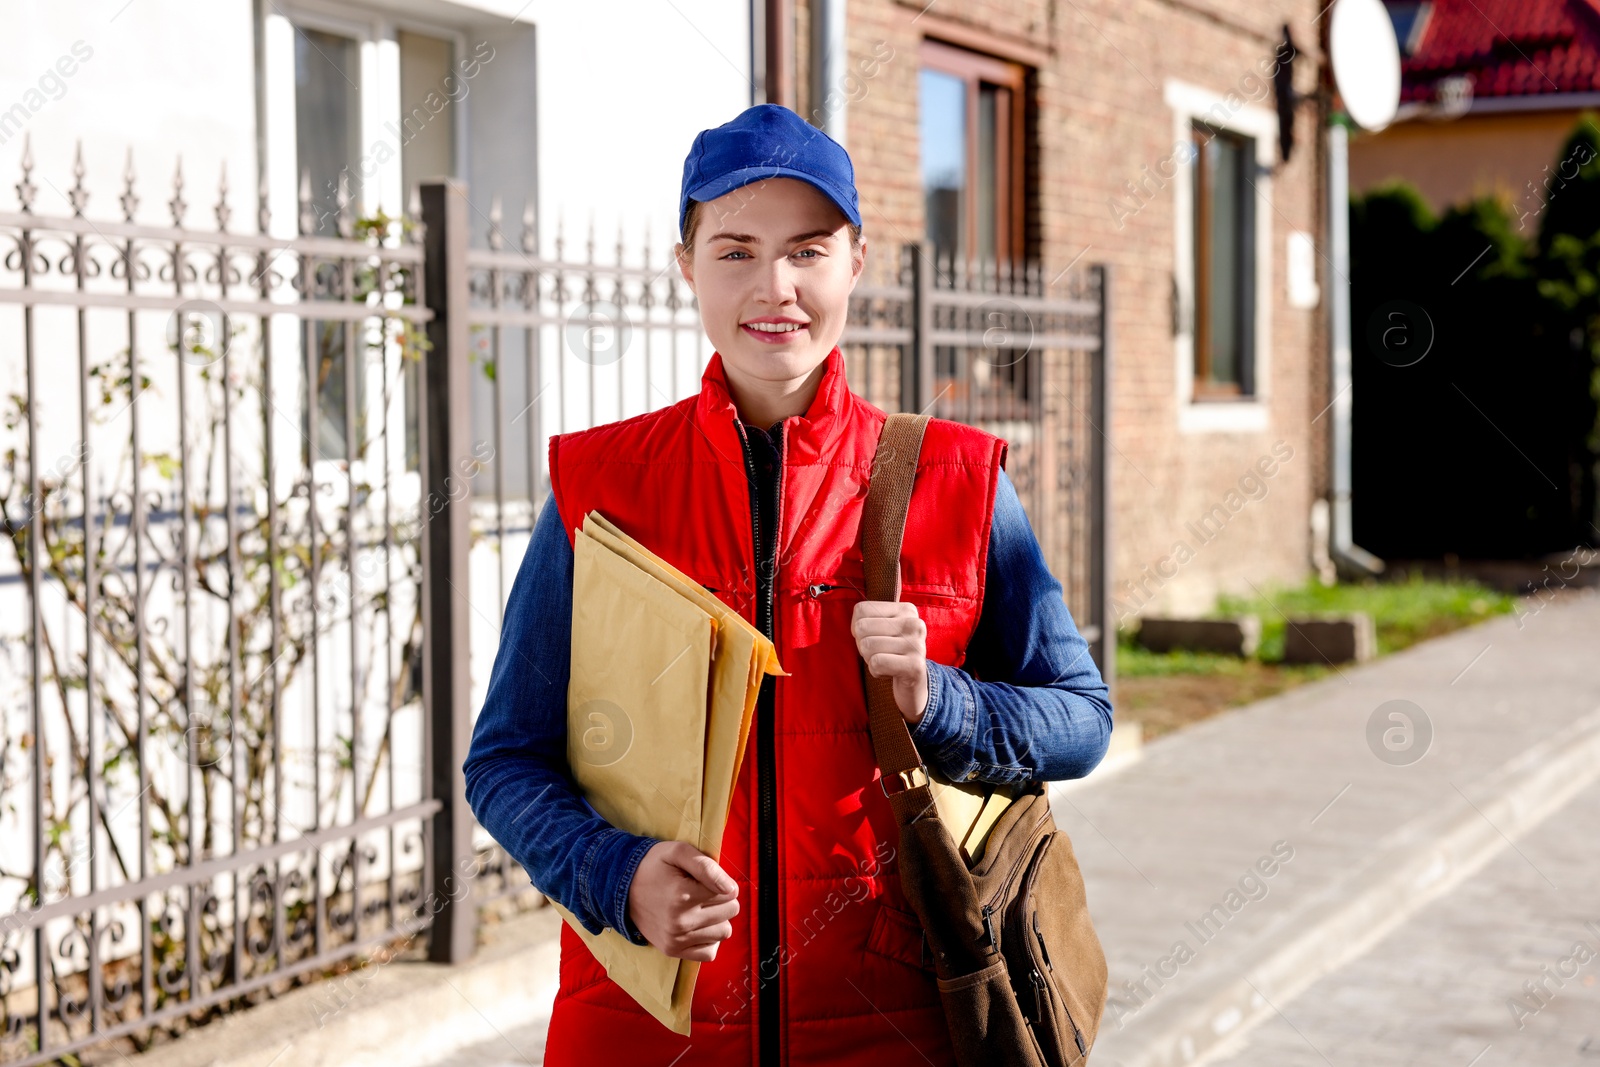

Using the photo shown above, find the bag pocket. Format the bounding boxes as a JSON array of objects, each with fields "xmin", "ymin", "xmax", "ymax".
[
  {"xmin": 1007, "ymin": 832, "xmax": 1094, "ymax": 1066},
  {"xmin": 935, "ymin": 956, "xmax": 1045, "ymax": 1067}
]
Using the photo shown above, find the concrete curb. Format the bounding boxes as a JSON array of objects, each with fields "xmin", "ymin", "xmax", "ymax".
[
  {"xmin": 1107, "ymin": 703, "xmax": 1600, "ymax": 1067},
  {"xmin": 125, "ymin": 905, "xmax": 562, "ymax": 1067}
]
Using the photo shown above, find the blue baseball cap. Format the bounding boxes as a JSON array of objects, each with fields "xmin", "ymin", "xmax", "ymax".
[{"xmin": 678, "ymin": 103, "xmax": 861, "ymax": 241}]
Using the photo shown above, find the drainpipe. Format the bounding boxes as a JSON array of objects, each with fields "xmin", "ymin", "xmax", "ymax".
[
  {"xmin": 1326, "ymin": 122, "xmax": 1385, "ymax": 579},
  {"xmin": 757, "ymin": 0, "xmax": 795, "ymax": 109},
  {"xmin": 750, "ymin": 0, "xmax": 764, "ymax": 107},
  {"xmin": 811, "ymin": 0, "xmax": 848, "ymax": 144}
]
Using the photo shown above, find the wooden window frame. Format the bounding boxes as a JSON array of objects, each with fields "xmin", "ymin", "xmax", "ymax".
[{"xmin": 919, "ymin": 38, "xmax": 1027, "ymax": 265}]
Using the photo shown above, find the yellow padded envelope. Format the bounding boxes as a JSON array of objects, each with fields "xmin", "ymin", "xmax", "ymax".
[{"xmin": 548, "ymin": 510, "xmax": 785, "ymax": 1036}]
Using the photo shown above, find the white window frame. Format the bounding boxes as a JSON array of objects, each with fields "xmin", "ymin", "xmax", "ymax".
[{"xmin": 1165, "ymin": 78, "xmax": 1275, "ymax": 435}]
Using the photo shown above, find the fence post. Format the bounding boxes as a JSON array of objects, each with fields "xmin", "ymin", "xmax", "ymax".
[
  {"xmin": 418, "ymin": 179, "xmax": 478, "ymax": 963},
  {"xmin": 904, "ymin": 241, "xmax": 934, "ymax": 414},
  {"xmin": 1091, "ymin": 264, "xmax": 1115, "ymax": 690}
]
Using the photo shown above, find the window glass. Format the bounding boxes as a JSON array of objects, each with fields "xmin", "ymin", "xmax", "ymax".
[
  {"xmin": 976, "ymin": 84, "xmax": 998, "ymax": 263},
  {"xmin": 920, "ymin": 67, "xmax": 966, "ymax": 263},
  {"xmin": 295, "ymin": 27, "xmax": 361, "ymax": 233},
  {"xmin": 1192, "ymin": 122, "xmax": 1254, "ymax": 395},
  {"xmin": 398, "ymin": 30, "xmax": 457, "ymax": 200},
  {"xmin": 294, "ymin": 25, "xmax": 364, "ymax": 461}
]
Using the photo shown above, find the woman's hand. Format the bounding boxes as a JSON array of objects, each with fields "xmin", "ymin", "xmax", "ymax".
[
  {"xmin": 626, "ymin": 841, "xmax": 740, "ymax": 961},
  {"xmin": 852, "ymin": 600, "xmax": 930, "ymax": 725}
]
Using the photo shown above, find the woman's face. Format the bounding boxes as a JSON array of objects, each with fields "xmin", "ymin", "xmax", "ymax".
[{"xmin": 675, "ymin": 177, "xmax": 864, "ymax": 395}]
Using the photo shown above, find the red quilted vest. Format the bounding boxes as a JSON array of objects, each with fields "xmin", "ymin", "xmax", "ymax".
[{"xmin": 543, "ymin": 345, "xmax": 1007, "ymax": 1066}]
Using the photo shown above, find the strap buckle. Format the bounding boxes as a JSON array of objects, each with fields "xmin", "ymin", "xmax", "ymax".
[{"xmin": 879, "ymin": 764, "xmax": 930, "ymax": 797}]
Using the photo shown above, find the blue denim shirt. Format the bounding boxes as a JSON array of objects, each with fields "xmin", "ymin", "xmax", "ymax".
[{"xmin": 463, "ymin": 464, "xmax": 1112, "ymax": 947}]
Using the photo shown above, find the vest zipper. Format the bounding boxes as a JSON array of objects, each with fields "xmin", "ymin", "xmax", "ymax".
[{"xmin": 734, "ymin": 417, "xmax": 782, "ymax": 1067}]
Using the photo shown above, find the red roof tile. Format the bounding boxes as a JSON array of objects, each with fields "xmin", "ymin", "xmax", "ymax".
[{"xmin": 1392, "ymin": 0, "xmax": 1600, "ymax": 102}]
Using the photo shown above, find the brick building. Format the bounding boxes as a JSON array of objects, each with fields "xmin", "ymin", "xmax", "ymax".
[{"xmin": 776, "ymin": 0, "xmax": 1330, "ymax": 621}]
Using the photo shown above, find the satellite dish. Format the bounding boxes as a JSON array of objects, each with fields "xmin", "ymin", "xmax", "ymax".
[{"xmin": 1330, "ymin": 0, "xmax": 1402, "ymax": 131}]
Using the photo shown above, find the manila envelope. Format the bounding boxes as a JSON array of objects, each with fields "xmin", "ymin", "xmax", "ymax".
[{"xmin": 551, "ymin": 510, "xmax": 784, "ymax": 1035}]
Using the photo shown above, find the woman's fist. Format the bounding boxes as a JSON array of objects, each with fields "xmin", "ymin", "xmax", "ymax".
[
  {"xmin": 851, "ymin": 600, "xmax": 929, "ymax": 725},
  {"xmin": 626, "ymin": 840, "xmax": 740, "ymax": 962}
]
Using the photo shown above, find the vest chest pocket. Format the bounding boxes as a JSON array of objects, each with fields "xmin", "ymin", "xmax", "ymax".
[{"xmin": 901, "ymin": 587, "xmax": 979, "ymax": 667}]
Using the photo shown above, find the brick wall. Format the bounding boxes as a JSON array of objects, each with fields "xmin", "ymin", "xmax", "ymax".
[{"xmin": 821, "ymin": 0, "xmax": 1326, "ymax": 621}]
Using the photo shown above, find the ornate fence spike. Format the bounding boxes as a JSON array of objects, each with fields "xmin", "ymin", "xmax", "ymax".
[
  {"xmin": 257, "ymin": 183, "xmax": 270, "ymax": 237},
  {"xmin": 298, "ymin": 169, "xmax": 314, "ymax": 236},
  {"xmin": 17, "ymin": 132, "xmax": 37, "ymax": 213},
  {"xmin": 170, "ymin": 154, "xmax": 187, "ymax": 227},
  {"xmin": 555, "ymin": 211, "xmax": 566, "ymax": 262},
  {"xmin": 336, "ymin": 171, "xmax": 353, "ymax": 239},
  {"xmin": 615, "ymin": 218, "xmax": 625, "ymax": 269},
  {"xmin": 586, "ymin": 209, "xmax": 596, "ymax": 264},
  {"xmin": 69, "ymin": 140, "xmax": 89, "ymax": 217},
  {"xmin": 520, "ymin": 197, "xmax": 536, "ymax": 255},
  {"xmin": 488, "ymin": 193, "xmax": 504, "ymax": 251},
  {"xmin": 216, "ymin": 161, "xmax": 232, "ymax": 233},
  {"xmin": 121, "ymin": 146, "xmax": 139, "ymax": 222}
]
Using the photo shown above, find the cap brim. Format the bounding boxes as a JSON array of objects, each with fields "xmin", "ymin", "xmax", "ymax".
[{"xmin": 685, "ymin": 165, "xmax": 862, "ymax": 228}]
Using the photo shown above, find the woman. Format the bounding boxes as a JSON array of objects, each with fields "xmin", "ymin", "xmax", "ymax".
[{"xmin": 464, "ymin": 103, "xmax": 1113, "ymax": 1066}]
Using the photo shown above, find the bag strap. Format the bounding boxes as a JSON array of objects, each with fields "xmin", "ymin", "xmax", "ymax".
[{"xmin": 861, "ymin": 412, "xmax": 935, "ymax": 803}]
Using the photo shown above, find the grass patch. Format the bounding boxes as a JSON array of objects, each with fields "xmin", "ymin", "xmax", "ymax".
[
  {"xmin": 1213, "ymin": 573, "xmax": 1515, "ymax": 661},
  {"xmin": 1113, "ymin": 575, "xmax": 1517, "ymax": 739}
]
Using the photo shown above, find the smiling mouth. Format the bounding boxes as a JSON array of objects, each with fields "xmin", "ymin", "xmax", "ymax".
[
  {"xmin": 741, "ymin": 320, "xmax": 810, "ymax": 343},
  {"xmin": 742, "ymin": 321, "xmax": 808, "ymax": 334}
]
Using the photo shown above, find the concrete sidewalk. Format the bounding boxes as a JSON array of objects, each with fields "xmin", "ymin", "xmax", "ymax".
[
  {"xmin": 1057, "ymin": 589, "xmax": 1600, "ymax": 1066},
  {"xmin": 123, "ymin": 905, "xmax": 563, "ymax": 1067},
  {"xmin": 1211, "ymin": 774, "xmax": 1600, "ymax": 1066}
]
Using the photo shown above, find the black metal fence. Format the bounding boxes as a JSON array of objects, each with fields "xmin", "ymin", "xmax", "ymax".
[
  {"xmin": 0, "ymin": 146, "xmax": 440, "ymax": 1063},
  {"xmin": 0, "ymin": 150, "xmax": 1106, "ymax": 1063},
  {"xmin": 842, "ymin": 244, "xmax": 1111, "ymax": 663}
]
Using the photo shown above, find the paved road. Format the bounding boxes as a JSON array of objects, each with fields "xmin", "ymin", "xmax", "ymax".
[{"xmin": 1211, "ymin": 774, "xmax": 1600, "ymax": 1067}]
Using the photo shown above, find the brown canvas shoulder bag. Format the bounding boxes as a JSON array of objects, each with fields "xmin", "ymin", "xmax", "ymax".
[{"xmin": 861, "ymin": 412, "xmax": 1109, "ymax": 1066}]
